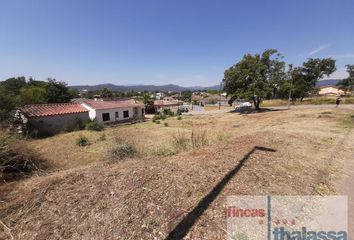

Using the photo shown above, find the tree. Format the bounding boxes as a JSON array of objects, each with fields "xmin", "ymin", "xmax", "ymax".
[
  {"xmin": 223, "ymin": 49, "xmax": 285, "ymax": 110},
  {"xmin": 0, "ymin": 77, "xmax": 27, "ymax": 95},
  {"xmin": 100, "ymin": 87, "xmax": 113, "ymax": 98},
  {"xmin": 142, "ymin": 94, "xmax": 155, "ymax": 114},
  {"xmin": 20, "ymin": 86, "xmax": 47, "ymax": 105},
  {"xmin": 44, "ymin": 78, "xmax": 72, "ymax": 103},
  {"xmin": 291, "ymin": 58, "xmax": 336, "ymax": 101},
  {"xmin": 337, "ymin": 64, "xmax": 354, "ymax": 95},
  {"xmin": 181, "ymin": 91, "xmax": 192, "ymax": 102}
]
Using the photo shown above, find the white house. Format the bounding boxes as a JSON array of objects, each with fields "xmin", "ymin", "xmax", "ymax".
[
  {"xmin": 318, "ymin": 86, "xmax": 345, "ymax": 96},
  {"xmin": 17, "ymin": 103, "xmax": 90, "ymax": 136},
  {"xmin": 81, "ymin": 99, "xmax": 145, "ymax": 124}
]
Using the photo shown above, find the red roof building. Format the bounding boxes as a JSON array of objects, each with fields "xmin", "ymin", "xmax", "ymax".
[
  {"xmin": 19, "ymin": 103, "xmax": 88, "ymax": 117},
  {"xmin": 83, "ymin": 99, "xmax": 144, "ymax": 110}
]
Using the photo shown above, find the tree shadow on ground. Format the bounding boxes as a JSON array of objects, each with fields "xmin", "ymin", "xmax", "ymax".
[
  {"xmin": 165, "ymin": 146, "xmax": 276, "ymax": 240},
  {"xmin": 228, "ymin": 107, "xmax": 289, "ymax": 115}
]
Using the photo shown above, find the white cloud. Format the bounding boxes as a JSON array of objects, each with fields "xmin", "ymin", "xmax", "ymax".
[{"xmin": 308, "ymin": 44, "xmax": 331, "ymax": 56}]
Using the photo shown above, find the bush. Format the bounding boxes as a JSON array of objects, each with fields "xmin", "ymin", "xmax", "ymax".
[
  {"xmin": 85, "ymin": 119, "xmax": 104, "ymax": 131},
  {"xmin": 177, "ymin": 116, "xmax": 182, "ymax": 120},
  {"xmin": 152, "ymin": 115, "xmax": 160, "ymax": 122},
  {"xmin": 164, "ymin": 122, "xmax": 169, "ymax": 127},
  {"xmin": 0, "ymin": 135, "xmax": 48, "ymax": 182},
  {"xmin": 107, "ymin": 140, "xmax": 137, "ymax": 161},
  {"xmin": 75, "ymin": 118, "xmax": 85, "ymax": 130},
  {"xmin": 163, "ymin": 109, "xmax": 174, "ymax": 116},
  {"xmin": 160, "ymin": 114, "xmax": 167, "ymax": 120},
  {"xmin": 155, "ymin": 120, "xmax": 161, "ymax": 124},
  {"xmin": 76, "ymin": 136, "xmax": 90, "ymax": 147}
]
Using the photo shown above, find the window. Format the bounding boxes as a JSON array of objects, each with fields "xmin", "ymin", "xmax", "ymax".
[
  {"xmin": 123, "ymin": 110, "xmax": 129, "ymax": 118},
  {"xmin": 134, "ymin": 107, "xmax": 138, "ymax": 115},
  {"xmin": 115, "ymin": 112, "xmax": 119, "ymax": 118},
  {"xmin": 102, "ymin": 113, "xmax": 110, "ymax": 121},
  {"xmin": 141, "ymin": 108, "xmax": 145, "ymax": 115}
]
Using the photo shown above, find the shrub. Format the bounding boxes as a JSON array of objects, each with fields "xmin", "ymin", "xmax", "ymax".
[
  {"xmin": 152, "ymin": 115, "xmax": 160, "ymax": 122},
  {"xmin": 85, "ymin": 119, "xmax": 104, "ymax": 131},
  {"xmin": 164, "ymin": 122, "xmax": 169, "ymax": 127},
  {"xmin": 75, "ymin": 118, "xmax": 85, "ymax": 130},
  {"xmin": 107, "ymin": 140, "xmax": 137, "ymax": 161},
  {"xmin": 160, "ymin": 114, "xmax": 167, "ymax": 120},
  {"xmin": 177, "ymin": 116, "xmax": 182, "ymax": 120},
  {"xmin": 76, "ymin": 136, "xmax": 90, "ymax": 147},
  {"xmin": 163, "ymin": 109, "xmax": 174, "ymax": 116},
  {"xmin": 155, "ymin": 120, "xmax": 161, "ymax": 124},
  {"xmin": 0, "ymin": 135, "xmax": 48, "ymax": 182}
]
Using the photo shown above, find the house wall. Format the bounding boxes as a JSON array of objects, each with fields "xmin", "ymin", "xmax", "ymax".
[
  {"xmin": 94, "ymin": 106, "xmax": 145, "ymax": 124},
  {"xmin": 81, "ymin": 103, "xmax": 97, "ymax": 119},
  {"xmin": 28, "ymin": 112, "xmax": 90, "ymax": 136}
]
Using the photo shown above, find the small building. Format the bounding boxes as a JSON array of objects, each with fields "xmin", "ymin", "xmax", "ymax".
[
  {"xmin": 153, "ymin": 98, "xmax": 180, "ymax": 113},
  {"xmin": 81, "ymin": 99, "xmax": 145, "ymax": 124},
  {"xmin": 17, "ymin": 103, "xmax": 90, "ymax": 136},
  {"xmin": 318, "ymin": 86, "xmax": 345, "ymax": 96}
]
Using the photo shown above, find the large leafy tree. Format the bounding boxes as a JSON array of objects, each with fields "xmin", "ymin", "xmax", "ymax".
[
  {"xmin": 0, "ymin": 77, "xmax": 74, "ymax": 121},
  {"xmin": 44, "ymin": 78, "xmax": 72, "ymax": 103},
  {"xmin": 142, "ymin": 93, "xmax": 155, "ymax": 114},
  {"xmin": 20, "ymin": 86, "xmax": 47, "ymax": 104},
  {"xmin": 223, "ymin": 49, "xmax": 285, "ymax": 110},
  {"xmin": 0, "ymin": 77, "xmax": 27, "ymax": 120},
  {"xmin": 291, "ymin": 58, "xmax": 336, "ymax": 100},
  {"xmin": 337, "ymin": 64, "xmax": 354, "ymax": 95}
]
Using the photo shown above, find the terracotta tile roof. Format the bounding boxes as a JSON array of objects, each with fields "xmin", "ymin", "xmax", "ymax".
[
  {"xmin": 154, "ymin": 100, "xmax": 179, "ymax": 106},
  {"xmin": 19, "ymin": 103, "xmax": 89, "ymax": 117},
  {"xmin": 83, "ymin": 99, "xmax": 144, "ymax": 110}
]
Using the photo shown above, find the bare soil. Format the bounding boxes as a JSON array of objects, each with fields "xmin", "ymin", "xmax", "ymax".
[{"xmin": 1, "ymin": 106, "xmax": 353, "ymax": 239}]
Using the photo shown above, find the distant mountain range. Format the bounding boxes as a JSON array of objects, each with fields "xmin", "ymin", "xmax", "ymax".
[
  {"xmin": 70, "ymin": 79, "xmax": 341, "ymax": 93},
  {"xmin": 70, "ymin": 83, "xmax": 221, "ymax": 92},
  {"xmin": 316, "ymin": 79, "xmax": 341, "ymax": 87}
]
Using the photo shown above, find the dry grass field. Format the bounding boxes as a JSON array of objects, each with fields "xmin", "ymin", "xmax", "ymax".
[{"xmin": 1, "ymin": 106, "xmax": 354, "ymax": 239}]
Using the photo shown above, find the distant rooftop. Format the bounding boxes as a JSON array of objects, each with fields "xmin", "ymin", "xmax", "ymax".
[{"xmin": 82, "ymin": 99, "xmax": 144, "ymax": 110}]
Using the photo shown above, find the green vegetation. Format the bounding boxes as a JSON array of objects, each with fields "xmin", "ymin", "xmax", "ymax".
[
  {"xmin": 152, "ymin": 115, "xmax": 160, "ymax": 122},
  {"xmin": 223, "ymin": 49, "xmax": 336, "ymax": 109},
  {"xmin": 0, "ymin": 77, "xmax": 74, "ymax": 121},
  {"xmin": 163, "ymin": 108, "xmax": 174, "ymax": 116},
  {"xmin": 337, "ymin": 64, "xmax": 354, "ymax": 94},
  {"xmin": 85, "ymin": 119, "xmax": 105, "ymax": 131},
  {"xmin": 107, "ymin": 139, "xmax": 137, "ymax": 161},
  {"xmin": 76, "ymin": 136, "xmax": 90, "ymax": 147}
]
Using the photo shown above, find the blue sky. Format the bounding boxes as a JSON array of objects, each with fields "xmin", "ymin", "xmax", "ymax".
[{"xmin": 1, "ymin": 0, "xmax": 353, "ymax": 87}]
